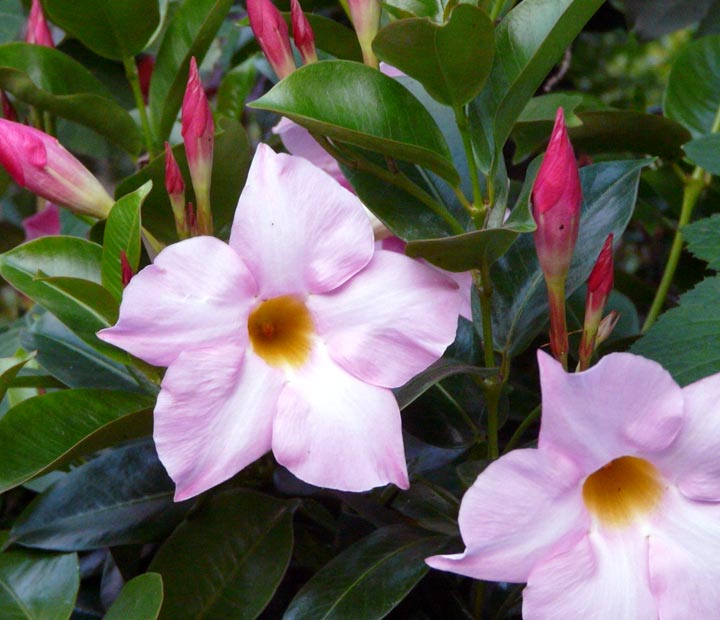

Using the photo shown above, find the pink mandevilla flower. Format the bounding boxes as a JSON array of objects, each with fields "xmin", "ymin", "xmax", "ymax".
[
  {"xmin": 98, "ymin": 144, "xmax": 461, "ymax": 500},
  {"xmin": 428, "ymin": 350, "xmax": 720, "ymax": 619}
]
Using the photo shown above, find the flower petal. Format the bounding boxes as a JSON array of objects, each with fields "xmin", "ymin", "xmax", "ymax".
[
  {"xmin": 272, "ymin": 343, "xmax": 408, "ymax": 491},
  {"xmin": 648, "ymin": 487, "xmax": 720, "ymax": 620},
  {"xmin": 523, "ymin": 530, "xmax": 657, "ymax": 620},
  {"xmin": 655, "ymin": 372, "xmax": 720, "ymax": 501},
  {"xmin": 229, "ymin": 144, "xmax": 374, "ymax": 298},
  {"xmin": 426, "ymin": 448, "xmax": 587, "ymax": 583},
  {"xmin": 538, "ymin": 351, "xmax": 684, "ymax": 473},
  {"xmin": 155, "ymin": 344, "xmax": 284, "ymax": 501},
  {"xmin": 98, "ymin": 236, "xmax": 257, "ymax": 367},
  {"xmin": 308, "ymin": 250, "xmax": 460, "ymax": 388}
]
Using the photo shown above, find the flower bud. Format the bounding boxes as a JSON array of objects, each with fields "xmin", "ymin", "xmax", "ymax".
[
  {"xmin": 0, "ymin": 119, "xmax": 113, "ymax": 218},
  {"xmin": 290, "ymin": 0, "xmax": 317, "ymax": 65},
  {"xmin": 247, "ymin": 0, "xmax": 296, "ymax": 79},
  {"xmin": 137, "ymin": 54, "xmax": 155, "ymax": 104},
  {"xmin": 164, "ymin": 142, "xmax": 189, "ymax": 239},
  {"xmin": 181, "ymin": 58, "xmax": 214, "ymax": 235},
  {"xmin": 120, "ymin": 251, "xmax": 134, "ymax": 288},
  {"xmin": 596, "ymin": 311, "xmax": 620, "ymax": 347},
  {"xmin": 26, "ymin": 0, "xmax": 53, "ymax": 47},
  {"xmin": 348, "ymin": 0, "xmax": 381, "ymax": 68},
  {"xmin": 2, "ymin": 92, "xmax": 17, "ymax": 122}
]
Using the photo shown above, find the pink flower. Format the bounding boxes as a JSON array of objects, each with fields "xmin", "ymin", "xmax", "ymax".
[
  {"xmin": 22, "ymin": 202, "xmax": 61, "ymax": 240},
  {"xmin": 98, "ymin": 144, "xmax": 461, "ymax": 500},
  {"xmin": 428, "ymin": 350, "xmax": 720, "ymax": 619},
  {"xmin": 0, "ymin": 119, "xmax": 113, "ymax": 218},
  {"xmin": 25, "ymin": 0, "xmax": 53, "ymax": 47},
  {"xmin": 247, "ymin": 0, "xmax": 296, "ymax": 79}
]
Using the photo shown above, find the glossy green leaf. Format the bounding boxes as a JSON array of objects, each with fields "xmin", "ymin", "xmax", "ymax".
[
  {"xmin": 0, "ymin": 43, "xmax": 141, "ymax": 154},
  {"xmin": 684, "ymin": 213, "xmax": 720, "ymax": 270},
  {"xmin": 684, "ymin": 134, "xmax": 720, "ymax": 174},
  {"xmin": 284, "ymin": 526, "xmax": 448, "ymax": 620},
  {"xmin": 0, "ymin": 550, "xmax": 78, "ymax": 620},
  {"xmin": 9, "ymin": 440, "xmax": 190, "ymax": 551},
  {"xmin": 632, "ymin": 277, "xmax": 720, "ymax": 385},
  {"xmin": 492, "ymin": 159, "xmax": 650, "ymax": 356},
  {"xmin": 216, "ymin": 58, "xmax": 257, "ymax": 121},
  {"xmin": 104, "ymin": 573, "xmax": 163, "ymax": 620},
  {"xmin": 665, "ymin": 35, "xmax": 720, "ymax": 138},
  {"xmin": 102, "ymin": 183, "xmax": 149, "ymax": 302},
  {"xmin": 150, "ymin": 490, "xmax": 297, "ymax": 620},
  {"xmin": 280, "ymin": 13, "xmax": 363, "ymax": 61},
  {"xmin": 392, "ymin": 482, "xmax": 458, "ymax": 535},
  {"xmin": 373, "ymin": 5, "xmax": 494, "ymax": 107},
  {"xmin": 148, "ymin": 0, "xmax": 233, "ymax": 145},
  {"xmin": 251, "ymin": 61, "xmax": 459, "ymax": 185},
  {"xmin": 0, "ymin": 352, "xmax": 35, "ymax": 404},
  {"xmin": 381, "ymin": 0, "xmax": 443, "ymax": 21},
  {"xmin": 116, "ymin": 117, "xmax": 250, "ymax": 243},
  {"xmin": 0, "ymin": 389, "xmax": 154, "ymax": 493},
  {"xmin": 470, "ymin": 0, "xmax": 603, "ymax": 169},
  {"xmin": 42, "ymin": 0, "xmax": 159, "ymax": 60}
]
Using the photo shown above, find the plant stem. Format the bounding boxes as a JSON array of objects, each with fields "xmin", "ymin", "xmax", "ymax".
[
  {"xmin": 503, "ymin": 405, "xmax": 540, "ymax": 454},
  {"xmin": 123, "ymin": 55, "xmax": 156, "ymax": 158},
  {"xmin": 473, "ymin": 581, "xmax": 485, "ymax": 620},
  {"xmin": 454, "ymin": 104, "xmax": 485, "ymax": 227}
]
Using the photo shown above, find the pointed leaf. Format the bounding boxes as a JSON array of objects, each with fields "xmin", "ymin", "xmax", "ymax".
[
  {"xmin": 104, "ymin": 573, "xmax": 163, "ymax": 620},
  {"xmin": 683, "ymin": 133, "xmax": 720, "ymax": 174},
  {"xmin": 250, "ymin": 61, "xmax": 460, "ymax": 185},
  {"xmin": 0, "ymin": 352, "xmax": 35, "ymax": 403},
  {"xmin": 684, "ymin": 213, "xmax": 720, "ymax": 269}
]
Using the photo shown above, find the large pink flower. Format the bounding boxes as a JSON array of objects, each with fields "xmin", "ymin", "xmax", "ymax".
[
  {"xmin": 98, "ymin": 144, "xmax": 461, "ymax": 500},
  {"xmin": 428, "ymin": 350, "xmax": 720, "ymax": 619}
]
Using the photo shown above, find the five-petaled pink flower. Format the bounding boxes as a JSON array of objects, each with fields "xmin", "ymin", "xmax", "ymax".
[
  {"xmin": 98, "ymin": 144, "xmax": 461, "ymax": 501},
  {"xmin": 428, "ymin": 351, "xmax": 720, "ymax": 619}
]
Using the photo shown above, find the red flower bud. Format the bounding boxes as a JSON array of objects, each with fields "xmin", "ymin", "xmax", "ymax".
[
  {"xmin": 137, "ymin": 54, "xmax": 155, "ymax": 104},
  {"xmin": 120, "ymin": 251, "xmax": 134, "ymax": 288},
  {"xmin": 26, "ymin": 0, "xmax": 53, "ymax": 47},
  {"xmin": 164, "ymin": 142, "xmax": 189, "ymax": 239},
  {"xmin": 291, "ymin": 0, "xmax": 317, "ymax": 65},
  {"xmin": 247, "ymin": 0, "xmax": 296, "ymax": 79},
  {"xmin": 2, "ymin": 92, "xmax": 17, "ymax": 122}
]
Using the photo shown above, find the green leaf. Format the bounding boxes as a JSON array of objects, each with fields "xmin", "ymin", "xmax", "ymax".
[
  {"xmin": 0, "ymin": 43, "xmax": 141, "ymax": 154},
  {"xmin": 373, "ymin": 5, "xmax": 494, "ymax": 107},
  {"xmin": 492, "ymin": 159, "xmax": 650, "ymax": 356},
  {"xmin": 42, "ymin": 0, "xmax": 159, "ymax": 60},
  {"xmin": 0, "ymin": 1, "xmax": 24, "ymax": 44},
  {"xmin": 102, "ymin": 183, "xmax": 150, "ymax": 302},
  {"xmin": 280, "ymin": 13, "xmax": 363, "ymax": 61},
  {"xmin": 0, "ymin": 352, "xmax": 35, "ymax": 404},
  {"xmin": 0, "ymin": 550, "xmax": 78, "ymax": 620},
  {"xmin": 283, "ymin": 526, "xmax": 448, "ymax": 620},
  {"xmin": 250, "ymin": 61, "xmax": 459, "ymax": 185},
  {"xmin": 9, "ymin": 440, "xmax": 190, "ymax": 551},
  {"xmin": 392, "ymin": 482, "xmax": 458, "ymax": 535},
  {"xmin": 148, "ymin": 0, "xmax": 233, "ymax": 145},
  {"xmin": 632, "ymin": 277, "xmax": 720, "ymax": 385},
  {"xmin": 470, "ymin": 0, "xmax": 604, "ymax": 169},
  {"xmin": 150, "ymin": 490, "xmax": 297, "ymax": 620},
  {"xmin": 625, "ymin": 0, "xmax": 714, "ymax": 39},
  {"xmin": 665, "ymin": 34, "xmax": 720, "ymax": 138},
  {"xmin": 104, "ymin": 573, "xmax": 163, "ymax": 620},
  {"xmin": 381, "ymin": 0, "xmax": 443, "ymax": 21},
  {"xmin": 116, "ymin": 117, "xmax": 251, "ymax": 243},
  {"xmin": 216, "ymin": 58, "xmax": 257, "ymax": 122},
  {"xmin": 0, "ymin": 389, "xmax": 154, "ymax": 493},
  {"xmin": 683, "ymin": 213, "xmax": 720, "ymax": 270},
  {"xmin": 684, "ymin": 134, "xmax": 720, "ymax": 174}
]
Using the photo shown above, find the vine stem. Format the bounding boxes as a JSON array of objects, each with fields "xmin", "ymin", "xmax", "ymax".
[
  {"xmin": 453, "ymin": 104, "xmax": 485, "ymax": 226},
  {"xmin": 123, "ymin": 55, "xmax": 156, "ymax": 158}
]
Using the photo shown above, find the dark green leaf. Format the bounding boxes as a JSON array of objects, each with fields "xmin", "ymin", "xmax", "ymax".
[
  {"xmin": 0, "ymin": 352, "xmax": 35, "ymax": 404},
  {"xmin": 0, "ymin": 43, "xmax": 141, "ymax": 154},
  {"xmin": 250, "ymin": 61, "xmax": 459, "ymax": 185},
  {"xmin": 9, "ymin": 440, "xmax": 190, "ymax": 551},
  {"xmin": 381, "ymin": 0, "xmax": 443, "ymax": 21},
  {"xmin": 280, "ymin": 13, "xmax": 363, "ymax": 61},
  {"xmin": 0, "ymin": 550, "xmax": 78, "ymax": 620},
  {"xmin": 625, "ymin": 0, "xmax": 714, "ymax": 39},
  {"xmin": 42, "ymin": 0, "xmax": 159, "ymax": 60},
  {"xmin": 102, "ymin": 183, "xmax": 149, "ymax": 302},
  {"xmin": 391, "ymin": 482, "xmax": 458, "ymax": 535},
  {"xmin": 0, "ymin": 1, "xmax": 24, "ymax": 44},
  {"xmin": 632, "ymin": 277, "xmax": 720, "ymax": 385},
  {"xmin": 150, "ymin": 490, "xmax": 296, "ymax": 620},
  {"xmin": 216, "ymin": 58, "xmax": 257, "ymax": 121},
  {"xmin": 0, "ymin": 388, "xmax": 154, "ymax": 493},
  {"xmin": 665, "ymin": 34, "xmax": 720, "ymax": 138},
  {"xmin": 684, "ymin": 134, "xmax": 720, "ymax": 174},
  {"xmin": 104, "ymin": 573, "xmax": 163, "ymax": 620},
  {"xmin": 684, "ymin": 213, "xmax": 720, "ymax": 270},
  {"xmin": 284, "ymin": 525, "xmax": 448, "ymax": 620},
  {"xmin": 373, "ymin": 5, "xmax": 494, "ymax": 107},
  {"xmin": 148, "ymin": 0, "xmax": 233, "ymax": 145}
]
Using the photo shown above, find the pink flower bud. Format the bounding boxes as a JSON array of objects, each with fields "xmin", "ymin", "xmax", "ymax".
[
  {"xmin": 26, "ymin": 0, "xmax": 54, "ymax": 47},
  {"xmin": 247, "ymin": 0, "xmax": 296, "ymax": 79},
  {"xmin": 290, "ymin": 0, "xmax": 317, "ymax": 65},
  {"xmin": 596, "ymin": 310, "xmax": 620, "ymax": 346},
  {"xmin": 348, "ymin": 0, "xmax": 381, "ymax": 67},
  {"xmin": 0, "ymin": 119, "xmax": 113, "ymax": 218},
  {"xmin": 2, "ymin": 92, "xmax": 17, "ymax": 122},
  {"xmin": 22, "ymin": 202, "xmax": 61, "ymax": 240},
  {"xmin": 120, "ymin": 250, "xmax": 134, "ymax": 288},
  {"xmin": 532, "ymin": 107, "xmax": 582, "ymax": 282},
  {"xmin": 137, "ymin": 54, "xmax": 155, "ymax": 104},
  {"xmin": 181, "ymin": 58, "xmax": 214, "ymax": 235},
  {"xmin": 164, "ymin": 142, "xmax": 189, "ymax": 239}
]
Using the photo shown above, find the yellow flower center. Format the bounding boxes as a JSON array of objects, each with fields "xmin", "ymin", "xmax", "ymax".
[
  {"xmin": 247, "ymin": 295, "xmax": 314, "ymax": 368},
  {"xmin": 582, "ymin": 456, "xmax": 664, "ymax": 527}
]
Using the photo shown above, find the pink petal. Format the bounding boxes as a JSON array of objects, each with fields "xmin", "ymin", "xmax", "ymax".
[
  {"xmin": 538, "ymin": 351, "xmax": 684, "ymax": 473},
  {"xmin": 229, "ymin": 144, "xmax": 373, "ymax": 298},
  {"xmin": 308, "ymin": 250, "xmax": 460, "ymax": 388},
  {"xmin": 155, "ymin": 344, "xmax": 284, "ymax": 501},
  {"xmin": 22, "ymin": 202, "xmax": 61, "ymax": 240},
  {"xmin": 98, "ymin": 236, "xmax": 257, "ymax": 366},
  {"xmin": 426, "ymin": 448, "xmax": 587, "ymax": 583},
  {"xmin": 648, "ymin": 488, "xmax": 720, "ymax": 620},
  {"xmin": 272, "ymin": 343, "xmax": 408, "ymax": 491},
  {"xmin": 655, "ymin": 372, "xmax": 720, "ymax": 501},
  {"xmin": 523, "ymin": 531, "xmax": 657, "ymax": 620}
]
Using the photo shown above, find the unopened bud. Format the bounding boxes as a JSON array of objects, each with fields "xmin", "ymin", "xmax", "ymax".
[
  {"xmin": 120, "ymin": 251, "xmax": 134, "ymax": 288},
  {"xmin": 164, "ymin": 142, "xmax": 188, "ymax": 239},
  {"xmin": 291, "ymin": 0, "xmax": 317, "ymax": 65},
  {"xmin": 596, "ymin": 311, "xmax": 620, "ymax": 347},
  {"xmin": 26, "ymin": 0, "xmax": 53, "ymax": 47},
  {"xmin": 2, "ymin": 92, "xmax": 17, "ymax": 122},
  {"xmin": 247, "ymin": 0, "xmax": 296, "ymax": 79},
  {"xmin": 348, "ymin": 0, "xmax": 381, "ymax": 68}
]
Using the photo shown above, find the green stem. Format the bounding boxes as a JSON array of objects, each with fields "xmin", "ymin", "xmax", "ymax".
[
  {"xmin": 454, "ymin": 104, "xmax": 485, "ymax": 227},
  {"xmin": 123, "ymin": 55, "xmax": 156, "ymax": 158},
  {"xmin": 489, "ymin": 0, "xmax": 513, "ymax": 20},
  {"xmin": 503, "ymin": 405, "xmax": 540, "ymax": 454},
  {"xmin": 473, "ymin": 581, "xmax": 485, "ymax": 620},
  {"xmin": 313, "ymin": 135, "xmax": 465, "ymax": 235}
]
